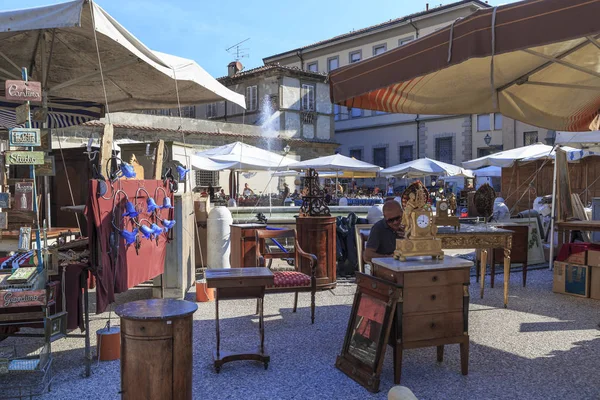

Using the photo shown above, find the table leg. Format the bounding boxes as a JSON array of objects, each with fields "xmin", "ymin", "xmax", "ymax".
[
  {"xmin": 480, "ymin": 249, "xmax": 487, "ymax": 299},
  {"xmin": 215, "ymin": 294, "xmax": 220, "ymax": 358},
  {"xmin": 259, "ymin": 297, "xmax": 265, "ymax": 354},
  {"xmin": 460, "ymin": 338, "xmax": 469, "ymax": 375},
  {"xmin": 503, "ymin": 248, "xmax": 511, "ymax": 308},
  {"xmin": 437, "ymin": 345, "xmax": 444, "ymax": 362}
]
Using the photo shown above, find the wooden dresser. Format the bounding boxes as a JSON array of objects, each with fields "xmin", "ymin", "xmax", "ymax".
[
  {"xmin": 229, "ymin": 224, "xmax": 266, "ymax": 268},
  {"xmin": 371, "ymin": 256, "xmax": 473, "ymax": 384}
]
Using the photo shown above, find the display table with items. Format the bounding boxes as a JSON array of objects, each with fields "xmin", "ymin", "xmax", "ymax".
[
  {"xmin": 371, "ymin": 256, "xmax": 472, "ymax": 384},
  {"xmin": 205, "ymin": 268, "xmax": 274, "ymax": 372},
  {"xmin": 0, "ymin": 228, "xmax": 80, "ymax": 253}
]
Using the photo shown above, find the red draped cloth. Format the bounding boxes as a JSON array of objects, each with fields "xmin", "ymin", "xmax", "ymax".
[{"xmin": 86, "ymin": 180, "xmax": 173, "ymax": 313}]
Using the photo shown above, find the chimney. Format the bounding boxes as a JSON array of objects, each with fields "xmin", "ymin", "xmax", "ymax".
[
  {"xmin": 227, "ymin": 61, "xmax": 243, "ymax": 77},
  {"xmin": 426, "ymin": 3, "xmax": 429, "ymax": 11}
]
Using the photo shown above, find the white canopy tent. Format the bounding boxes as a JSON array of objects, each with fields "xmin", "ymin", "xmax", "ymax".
[
  {"xmin": 0, "ymin": 0, "xmax": 246, "ymax": 129},
  {"xmin": 381, "ymin": 158, "xmax": 473, "ymax": 179},
  {"xmin": 555, "ymin": 131, "xmax": 600, "ymax": 146},
  {"xmin": 472, "ymin": 166, "xmax": 502, "ymax": 177}
]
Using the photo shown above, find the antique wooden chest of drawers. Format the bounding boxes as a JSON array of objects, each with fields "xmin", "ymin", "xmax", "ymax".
[{"xmin": 371, "ymin": 256, "xmax": 473, "ymax": 384}]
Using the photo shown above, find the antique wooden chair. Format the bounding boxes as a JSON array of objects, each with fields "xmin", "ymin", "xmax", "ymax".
[{"xmin": 255, "ymin": 229, "xmax": 318, "ymax": 324}]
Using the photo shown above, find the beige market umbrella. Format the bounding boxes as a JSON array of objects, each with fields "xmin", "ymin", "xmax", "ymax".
[{"xmin": 329, "ymin": 0, "xmax": 600, "ymax": 132}]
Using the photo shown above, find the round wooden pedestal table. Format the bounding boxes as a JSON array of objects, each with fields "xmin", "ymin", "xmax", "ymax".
[
  {"xmin": 115, "ymin": 299, "xmax": 198, "ymax": 400},
  {"xmin": 296, "ymin": 216, "xmax": 337, "ymax": 289}
]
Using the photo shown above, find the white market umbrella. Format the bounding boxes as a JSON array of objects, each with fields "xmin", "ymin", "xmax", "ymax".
[
  {"xmin": 286, "ymin": 154, "xmax": 381, "ymax": 173},
  {"xmin": 381, "ymin": 158, "xmax": 473, "ymax": 179},
  {"xmin": 0, "ymin": 0, "xmax": 246, "ymax": 129},
  {"xmin": 196, "ymin": 142, "xmax": 297, "ymax": 171}
]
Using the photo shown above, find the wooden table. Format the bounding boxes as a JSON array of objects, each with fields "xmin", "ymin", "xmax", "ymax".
[
  {"xmin": 556, "ymin": 220, "xmax": 600, "ymax": 252},
  {"xmin": 359, "ymin": 224, "xmax": 514, "ymax": 307},
  {"xmin": 205, "ymin": 267, "xmax": 274, "ymax": 372},
  {"xmin": 435, "ymin": 225, "xmax": 513, "ymax": 307},
  {"xmin": 115, "ymin": 299, "xmax": 198, "ymax": 400},
  {"xmin": 229, "ymin": 223, "xmax": 266, "ymax": 268},
  {"xmin": 372, "ymin": 256, "xmax": 473, "ymax": 384}
]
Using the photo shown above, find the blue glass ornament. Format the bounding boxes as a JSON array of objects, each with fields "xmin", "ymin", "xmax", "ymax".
[
  {"xmin": 123, "ymin": 201, "xmax": 139, "ymax": 218},
  {"xmin": 147, "ymin": 197, "xmax": 159, "ymax": 213},
  {"xmin": 120, "ymin": 163, "xmax": 136, "ymax": 178},
  {"xmin": 162, "ymin": 219, "xmax": 176, "ymax": 231},
  {"xmin": 161, "ymin": 197, "xmax": 173, "ymax": 209},
  {"xmin": 151, "ymin": 223, "xmax": 164, "ymax": 236},
  {"xmin": 120, "ymin": 228, "xmax": 138, "ymax": 245},
  {"xmin": 140, "ymin": 225, "xmax": 153, "ymax": 239},
  {"xmin": 176, "ymin": 165, "xmax": 190, "ymax": 180}
]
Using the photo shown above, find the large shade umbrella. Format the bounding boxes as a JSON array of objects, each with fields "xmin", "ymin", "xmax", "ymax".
[
  {"xmin": 381, "ymin": 158, "xmax": 473, "ymax": 179},
  {"xmin": 0, "ymin": 0, "xmax": 246, "ymax": 129},
  {"xmin": 329, "ymin": 0, "xmax": 600, "ymax": 132},
  {"xmin": 285, "ymin": 154, "xmax": 381, "ymax": 196}
]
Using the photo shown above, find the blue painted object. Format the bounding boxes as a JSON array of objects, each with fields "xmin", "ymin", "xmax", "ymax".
[
  {"xmin": 162, "ymin": 219, "xmax": 176, "ymax": 231},
  {"xmin": 140, "ymin": 225, "xmax": 153, "ymax": 239},
  {"xmin": 147, "ymin": 197, "xmax": 159, "ymax": 213},
  {"xmin": 176, "ymin": 165, "xmax": 190, "ymax": 180},
  {"xmin": 123, "ymin": 201, "xmax": 139, "ymax": 218},
  {"xmin": 120, "ymin": 162, "xmax": 136, "ymax": 178},
  {"xmin": 120, "ymin": 228, "xmax": 138, "ymax": 245},
  {"xmin": 161, "ymin": 197, "xmax": 174, "ymax": 209},
  {"xmin": 150, "ymin": 223, "xmax": 164, "ymax": 236}
]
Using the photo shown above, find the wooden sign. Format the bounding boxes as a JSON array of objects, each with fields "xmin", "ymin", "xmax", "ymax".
[
  {"xmin": 0, "ymin": 212, "xmax": 6, "ymax": 229},
  {"xmin": 5, "ymin": 151, "xmax": 45, "ymax": 165},
  {"xmin": 9, "ymin": 128, "xmax": 41, "ymax": 147},
  {"xmin": 0, "ymin": 289, "xmax": 46, "ymax": 308},
  {"xmin": 4, "ymin": 80, "xmax": 42, "ymax": 103},
  {"xmin": 40, "ymin": 129, "xmax": 52, "ymax": 151},
  {"xmin": 18, "ymin": 227, "xmax": 32, "ymax": 250},
  {"xmin": 36, "ymin": 156, "xmax": 56, "ymax": 176},
  {"xmin": 14, "ymin": 182, "xmax": 34, "ymax": 211},
  {"xmin": 0, "ymin": 193, "xmax": 9, "ymax": 208},
  {"xmin": 15, "ymin": 104, "xmax": 30, "ymax": 125},
  {"xmin": 32, "ymin": 107, "xmax": 48, "ymax": 122}
]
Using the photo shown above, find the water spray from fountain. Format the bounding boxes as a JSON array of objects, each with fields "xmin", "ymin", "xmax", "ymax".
[{"xmin": 259, "ymin": 94, "xmax": 279, "ymax": 216}]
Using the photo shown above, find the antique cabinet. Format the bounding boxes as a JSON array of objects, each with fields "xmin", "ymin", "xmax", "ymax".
[
  {"xmin": 371, "ymin": 256, "xmax": 472, "ymax": 384},
  {"xmin": 296, "ymin": 216, "xmax": 337, "ymax": 289}
]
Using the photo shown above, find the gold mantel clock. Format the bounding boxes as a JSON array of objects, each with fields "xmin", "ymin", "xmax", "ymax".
[
  {"xmin": 394, "ymin": 188, "xmax": 444, "ymax": 261},
  {"xmin": 434, "ymin": 199, "xmax": 460, "ymax": 230}
]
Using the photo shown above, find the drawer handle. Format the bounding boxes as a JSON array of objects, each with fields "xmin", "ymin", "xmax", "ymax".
[
  {"xmin": 431, "ymin": 294, "xmax": 437, "ymax": 301},
  {"xmin": 431, "ymin": 276, "xmax": 438, "ymax": 282},
  {"xmin": 430, "ymin": 323, "xmax": 436, "ymax": 329}
]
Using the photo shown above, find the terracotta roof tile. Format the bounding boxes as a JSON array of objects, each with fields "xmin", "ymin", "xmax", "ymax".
[{"xmin": 216, "ymin": 63, "xmax": 327, "ymax": 82}]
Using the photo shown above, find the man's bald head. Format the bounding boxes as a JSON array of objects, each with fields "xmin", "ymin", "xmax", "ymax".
[
  {"xmin": 383, "ymin": 200, "xmax": 403, "ymax": 231},
  {"xmin": 383, "ymin": 200, "xmax": 402, "ymax": 214}
]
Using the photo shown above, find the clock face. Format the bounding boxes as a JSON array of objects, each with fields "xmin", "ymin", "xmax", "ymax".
[
  {"xmin": 416, "ymin": 214, "xmax": 430, "ymax": 229},
  {"xmin": 439, "ymin": 202, "xmax": 448, "ymax": 211}
]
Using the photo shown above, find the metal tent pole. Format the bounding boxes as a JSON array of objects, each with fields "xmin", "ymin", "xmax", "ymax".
[{"xmin": 548, "ymin": 147, "xmax": 559, "ymax": 270}]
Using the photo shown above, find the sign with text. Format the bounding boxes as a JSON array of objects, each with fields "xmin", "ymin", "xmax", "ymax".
[
  {"xmin": 0, "ymin": 193, "xmax": 9, "ymax": 209},
  {"xmin": 14, "ymin": 182, "xmax": 34, "ymax": 212},
  {"xmin": 15, "ymin": 104, "xmax": 30, "ymax": 125},
  {"xmin": 9, "ymin": 128, "xmax": 41, "ymax": 147},
  {"xmin": 32, "ymin": 107, "xmax": 48, "ymax": 122},
  {"xmin": 0, "ymin": 289, "xmax": 46, "ymax": 308},
  {"xmin": 5, "ymin": 151, "xmax": 44, "ymax": 165},
  {"xmin": 4, "ymin": 80, "xmax": 42, "ymax": 103}
]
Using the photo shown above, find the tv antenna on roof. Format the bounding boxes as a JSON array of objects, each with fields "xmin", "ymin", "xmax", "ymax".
[{"xmin": 226, "ymin": 38, "xmax": 250, "ymax": 61}]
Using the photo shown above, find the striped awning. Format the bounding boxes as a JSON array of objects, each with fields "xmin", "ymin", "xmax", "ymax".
[
  {"xmin": 0, "ymin": 97, "xmax": 103, "ymax": 130},
  {"xmin": 329, "ymin": 0, "xmax": 600, "ymax": 132}
]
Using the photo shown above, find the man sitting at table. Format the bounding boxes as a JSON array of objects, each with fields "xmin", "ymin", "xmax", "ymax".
[{"xmin": 364, "ymin": 200, "xmax": 405, "ymax": 264}]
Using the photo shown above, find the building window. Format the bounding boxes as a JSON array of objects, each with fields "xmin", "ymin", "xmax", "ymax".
[
  {"xmin": 373, "ymin": 147, "xmax": 387, "ymax": 168},
  {"xmin": 327, "ymin": 56, "xmax": 339, "ymax": 72},
  {"xmin": 350, "ymin": 107, "xmax": 362, "ymax": 118},
  {"xmin": 373, "ymin": 44, "xmax": 386, "ymax": 56},
  {"xmin": 399, "ymin": 145, "xmax": 413, "ymax": 164},
  {"xmin": 524, "ymin": 131, "xmax": 538, "ymax": 146},
  {"xmin": 493, "ymin": 113, "xmax": 503, "ymax": 130},
  {"xmin": 307, "ymin": 62, "xmax": 318, "ymax": 72},
  {"xmin": 195, "ymin": 170, "xmax": 219, "ymax": 188},
  {"xmin": 179, "ymin": 105, "xmax": 195, "ymax": 119},
  {"xmin": 478, "ymin": 148, "xmax": 492, "ymax": 157},
  {"xmin": 349, "ymin": 148, "xmax": 363, "ymax": 161},
  {"xmin": 435, "ymin": 137, "xmax": 453, "ymax": 164},
  {"xmin": 349, "ymin": 51, "xmax": 362, "ymax": 63},
  {"xmin": 477, "ymin": 114, "xmax": 491, "ymax": 131},
  {"xmin": 206, "ymin": 103, "xmax": 217, "ymax": 118},
  {"xmin": 245, "ymin": 85, "xmax": 257, "ymax": 112},
  {"xmin": 398, "ymin": 36, "xmax": 414, "ymax": 47},
  {"xmin": 334, "ymin": 104, "xmax": 341, "ymax": 121},
  {"xmin": 301, "ymin": 84, "xmax": 315, "ymax": 111}
]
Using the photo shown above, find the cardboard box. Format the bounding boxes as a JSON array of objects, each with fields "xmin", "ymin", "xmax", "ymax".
[
  {"xmin": 587, "ymin": 250, "xmax": 600, "ymax": 268},
  {"xmin": 553, "ymin": 262, "xmax": 590, "ymax": 298},
  {"xmin": 590, "ymin": 265, "xmax": 600, "ymax": 300},
  {"xmin": 566, "ymin": 251, "xmax": 587, "ymax": 265}
]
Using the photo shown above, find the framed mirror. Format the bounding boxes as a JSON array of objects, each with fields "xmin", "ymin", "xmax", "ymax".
[{"xmin": 336, "ymin": 273, "xmax": 402, "ymax": 393}]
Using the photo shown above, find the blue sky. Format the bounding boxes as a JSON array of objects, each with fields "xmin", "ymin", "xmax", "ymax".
[{"xmin": 2, "ymin": 0, "xmax": 516, "ymax": 78}]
